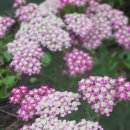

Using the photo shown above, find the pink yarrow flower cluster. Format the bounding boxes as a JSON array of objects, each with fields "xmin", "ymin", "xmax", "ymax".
[
  {"xmin": 13, "ymin": 0, "xmax": 27, "ymax": 8},
  {"xmin": 64, "ymin": 13, "xmax": 93, "ymax": 38},
  {"xmin": 7, "ymin": 39, "xmax": 44, "ymax": 75},
  {"xmin": 114, "ymin": 26, "xmax": 130, "ymax": 49},
  {"xmin": 15, "ymin": 3, "xmax": 38, "ymax": 22},
  {"xmin": 10, "ymin": 85, "xmax": 55, "ymax": 121},
  {"xmin": 7, "ymin": 12, "xmax": 71, "ymax": 75},
  {"xmin": 78, "ymin": 76, "xmax": 130, "ymax": 116},
  {"xmin": 116, "ymin": 76, "xmax": 130, "ymax": 101},
  {"xmin": 38, "ymin": 0, "xmax": 62, "ymax": 15},
  {"xmin": 78, "ymin": 76, "xmax": 116, "ymax": 116},
  {"xmin": 64, "ymin": 48, "xmax": 93, "ymax": 76},
  {"xmin": 36, "ymin": 91, "xmax": 81, "ymax": 117},
  {"xmin": 9, "ymin": 85, "xmax": 28, "ymax": 104},
  {"xmin": 20, "ymin": 116, "xmax": 103, "ymax": 130},
  {"xmin": 60, "ymin": 0, "xmax": 101, "ymax": 7},
  {"xmin": 10, "ymin": 86, "xmax": 103, "ymax": 130},
  {"xmin": 83, "ymin": 3, "xmax": 129, "ymax": 49},
  {"xmin": 0, "ymin": 16, "xmax": 15, "ymax": 39}
]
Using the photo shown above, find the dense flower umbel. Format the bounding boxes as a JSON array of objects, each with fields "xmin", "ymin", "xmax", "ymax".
[
  {"xmin": 60, "ymin": 0, "xmax": 101, "ymax": 7},
  {"xmin": 0, "ymin": 16, "xmax": 15, "ymax": 39},
  {"xmin": 36, "ymin": 91, "xmax": 81, "ymax": 117},
  {"xmin": 9, "ymin": 86, "xmax": 28, "ymax": 104},
  {"xmin": 13, "ymin": 0, "xmax": 27, "ymax": 8},
  {"xmin": 116, "ymin": 76, "xmax": 130, "ymax": 101},
  {"xmin": 64, "ymin": 13, "xmax": 93, "ymax": 38},
  {"xmin": 15, "ymin": 3, "xmax": 38, "ymax": 22},
  {"xmin": 114, "ymin": 26, "xmax": 130, "ymax": 49},
  {"xmin": 64, "ymin": 48, "xmax": 93, "ymax": 76},
  {"xmin": 7, "ymin": 39, "xmax": 44, "ymax": 75},
  {"xmin": 78, "ymin": 76, "xmax": 116, "ymax": 116},
  {"xmin": 10, "ymin": 86, "xmax": 55, "ymax": 121},
  {"xmin": 83, "ymin": 3, "xmax": 129, "ymax": 49},
  {"xmin": 20, "ymin": 116, "xmax": 103, "ymax": 130},
  {"xmin": 15, "ymin": 14, "xmax": 71, "ymax": 51},
  {"xmin": 38, "ymin": 0, "xmax": 62, "ymax": 15},
  {"xmin": 7, "ymin": 12, "xmax": 71, "ymax": 75}
]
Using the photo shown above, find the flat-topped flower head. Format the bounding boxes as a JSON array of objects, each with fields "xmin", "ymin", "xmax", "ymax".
[
  {"xmin": 78, "ymin": 76, "xmax": 116, "ymax": 116},
  {"xmin": 20, "ymin": 116, "xmax": 103, "ymax": 130},
  {"xmin": 116, "ymin": 76, "xmax": 130, "ymax": 101},
  {"xmin": 13, "ymin": 0, "xmax": 27, "ymax": 8},
  {"xmin": 9, "ymin": 86, "xmax": 28, "ymax": 104},
  {"xmin": 10, "ymin": 85, "xmax": 55, "ymax": 121},
  {"xmin": 82, "ymin": 3, "xmax": 129, "ymax": 49},
  {"xmin": 15, "ymin": 3, "xmax": 38, "ymax": 22},
  {"xmin": 0, "ymin": 16, "xmax": 15, "ymax": 39},
  {"xmin": 64, "ymin": 48, "xmax": 93, "ymax": 76},
  {"xmin": 64, "ymin": 13, "xmax": 93, "ymax": 38},
  {"xmin": 7, "ymin": 12, "xmax": 71, "ymax": 75},
  {"xmin": 60, "ymin": 0, "xmax": 101, "ymax": 8},
  {"xmin": 114, "ymin": 26, "xmax": 130, "ymax": 49},
  {"xmin": 7, "ymin": 39, "xmax": 44, "ymax": 75},
  {"xmin": 36, "ymin": 91, "xmax": 81, "ymax": 117}
]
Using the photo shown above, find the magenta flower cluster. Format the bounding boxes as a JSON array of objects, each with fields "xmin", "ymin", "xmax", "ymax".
[
  {"xmin": 7, "ymin": 39, "xmax": 44, "ymax": 75},
  {"xmin": 64, "ymin": 13, "xmax": 93, "ymax": 39},
  {"xmin": 15, "ymin": 3, "xmax": 38, "ymax": 22},
  {"xmin": 60, "ymin": 0, "xmax": 101, "ymax": 7},
  {"xmin": 78, "ymin": 76, "xmax": 130, "ymax": 116},
  {"xmin": 7, "ymin": 11, "xmax": 71, "ymax": 75},
  {"xmin": 13, "ymin": 0, "xmax": 27, "ymax": 8},
  {"xmin": 0, "ymin": 16, "xmax": 15, "ymax": 39},
  {"xmin": 36, "ymin": 91, "xmax": 81, "ymax": 117},
  {"xmin": 10, "ymin": 85, "xmax": 103, "ymax": 130},
  {"xmin": 6, "ymin": 0, "xmax": 130, "ymax": 75},
  {"xmin": 10, "ymin": 85, "xmax": 55, "ymax": 121},
  {"xmin": 114, "ymin": 26, "xmax": 130, "ymax": 49},
  {"xmin": 20, "ymin": 116, "xmax": 103, "ymax": 130},
  {"xmin": 10, "ymin": 85, "xmax": 28, "ymax": 104},
  {"xmin": 116, "ymin": 76, "xmax": 130, "ymax": 101},
  {"xmin": 64, "ymin": 48, "xmax": 93, "ymax": 76},
  {"xmin": 84, "ymin": 3, "xmax": 129, "ymax": 49}
]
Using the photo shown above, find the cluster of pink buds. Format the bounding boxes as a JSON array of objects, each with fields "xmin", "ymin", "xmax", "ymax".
[
  {"xmin": 10, "ymin": 85, "xmax": 55, "ymax": 121},
  {"xmin": 114, "ymin": 26, "xmax": 130, "ymax": 49},
  {"xmin": 20, "ymin": 116, "xmax": 103, "ymax": 130},
  {"xmin": 15, "ymin": 3, "xmax": 38, "ymax": 22},
  {"xmin": 36, "ymin": 91, "xmax": 81, "ymax": 117},
  {"xmin": 13, "ymin": 0, "xmax": 27, "ymax": 8},
  {"xmin": 116, "ymin": 76, "xmax": 130, "ymax": 101},
  {"xmin": 64, "ymin": 13, "xmax": 93, "ymax": 38},
  {"xmin": 0, "ymin": 16, "xmax": 15, "ymax": 39},
  {"xmin": 64, "ymin": 48, "xmax": 93, "ymax": 76},
  {"xmin": 9, "ymin": 86, "xmax": 28, "ymax": 104},
  {"xmin": 78, "ymin": 76, "xmax": 116, "ymax": 116}
]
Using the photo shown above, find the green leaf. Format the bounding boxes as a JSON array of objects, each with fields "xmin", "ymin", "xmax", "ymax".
[
  {"xmin": 0, "ymin": 69, "xmax": 6, "ymax": 75},
  {"xmin": 3, "ymin": 51, "xmax": 12, "ymax": 62},
  {"xmin": 3, "ymin": 75, "xmax": 16, "ymax": 88},
  {"xmin": 41, "ymin": 52, "xmax": 52, "ymax": 67},
  {"xmin": 0, "ymin": 80, "xmax": 4, "ymax": 86},
  {"xmin": 30, "ymin": 77, "xmax": 37, "ymax": 84}
]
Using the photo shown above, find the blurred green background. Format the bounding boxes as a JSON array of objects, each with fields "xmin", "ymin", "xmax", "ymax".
[{"xmin": 0, "ymin": 0, "xmax": 130, "ymax": 130}]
